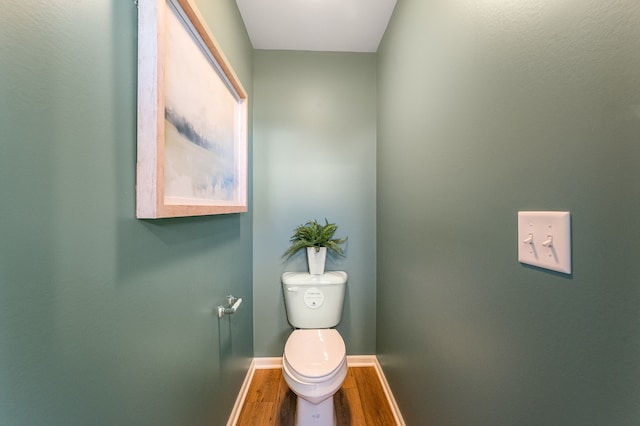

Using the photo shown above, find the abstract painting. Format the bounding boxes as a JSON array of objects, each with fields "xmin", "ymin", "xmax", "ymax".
[{"xmin": 136, "ymin": 0, "xmax": 248, "ymax": 218}]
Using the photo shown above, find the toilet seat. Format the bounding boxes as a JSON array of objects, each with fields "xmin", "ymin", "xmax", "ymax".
[{"xmin": 283, "ymin": 329, "xmax": 346, "ymax": 383}]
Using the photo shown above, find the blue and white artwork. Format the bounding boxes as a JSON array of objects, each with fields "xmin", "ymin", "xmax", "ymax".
[{"xmin": 163, "ymin": 3, "xmax": 238, "ymax": 203}]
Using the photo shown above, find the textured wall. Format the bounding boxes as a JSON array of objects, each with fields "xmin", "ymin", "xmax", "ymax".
[
  {"xmin": 0, "ymin": 0, "xmax": 253, "ymax": 424},
  {"xmin": 377, "ymin": 0, "xmax": 640, "ymax": 424},
  {"xmin": 252, "ymin": 51, "xmax": 377, "ymax": 356}
]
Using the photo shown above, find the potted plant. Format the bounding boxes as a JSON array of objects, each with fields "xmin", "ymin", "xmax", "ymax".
[{"xmin": 282, "ymin": 218, "xmax": 348, "ymax": 275}]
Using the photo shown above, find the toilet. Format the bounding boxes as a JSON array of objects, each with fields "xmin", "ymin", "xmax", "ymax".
[{"xmin": 281, "ymin": 271, "xmax": 348, "ymax": 426}]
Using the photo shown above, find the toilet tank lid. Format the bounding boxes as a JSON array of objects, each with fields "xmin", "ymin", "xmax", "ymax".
[{"xmin": 282, "ymin": 271, "xmax": 348, "ymax": 285}]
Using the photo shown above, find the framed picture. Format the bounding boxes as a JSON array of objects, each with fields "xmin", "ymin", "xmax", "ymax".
[{"xmin": 137, "ymin": 0, "xmax": 248, "ymax": 218}]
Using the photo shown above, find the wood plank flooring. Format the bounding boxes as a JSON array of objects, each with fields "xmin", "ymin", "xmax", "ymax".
[{"xmin": 236, "ymin": 367, "xmax": 398, "ymax": 426}]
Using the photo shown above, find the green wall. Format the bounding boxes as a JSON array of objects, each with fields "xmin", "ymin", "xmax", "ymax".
[
  {"xmin": 252, "ymin": 51, "xmax": 377, "ymax": 356},
  {"xmin": 377, "ymin": 0, "xmax": 640, "ymax": 424},
  {"xmin": 5, "ymin": 0, "xmax": 639, "ymax": 422},
  {"xmin": 0, "ymin": 0, "xmax": 253, "ymax": 424}
]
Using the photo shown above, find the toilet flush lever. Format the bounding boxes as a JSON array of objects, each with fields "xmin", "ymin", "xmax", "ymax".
[{"xmin": 217, "ymin": 295, "xmax": 243, "ymax": 318}]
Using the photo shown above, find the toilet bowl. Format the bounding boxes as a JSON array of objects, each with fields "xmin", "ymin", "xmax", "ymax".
[{"xmin": 282, "ymin": 329, "xmax": 348, "ymax": 426}]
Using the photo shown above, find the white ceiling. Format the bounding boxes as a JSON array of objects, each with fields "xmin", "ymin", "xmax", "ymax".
[{"xmin": 235, "ymin": 0, "xmax": 397, "ymax": 53}]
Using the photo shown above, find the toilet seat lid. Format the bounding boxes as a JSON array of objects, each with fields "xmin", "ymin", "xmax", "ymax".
[{"xmin": 284, "ymin": 329, "xmax": 345, "ymax": 380}]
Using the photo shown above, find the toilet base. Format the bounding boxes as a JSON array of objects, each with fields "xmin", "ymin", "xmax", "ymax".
[{"xmin": 295, "ymin": 395, "xmax": 336, "ymax": 426}]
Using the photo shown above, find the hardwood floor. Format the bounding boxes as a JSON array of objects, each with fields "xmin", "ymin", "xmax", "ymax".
[{"xmin": 236, "ymin": 367, "xmax": 398, "ymax": 425}]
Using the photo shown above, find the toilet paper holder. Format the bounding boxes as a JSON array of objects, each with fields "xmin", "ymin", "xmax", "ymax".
[{"xmin": 217, "ymin": 295, "xmax": 242, "ymax": 318}]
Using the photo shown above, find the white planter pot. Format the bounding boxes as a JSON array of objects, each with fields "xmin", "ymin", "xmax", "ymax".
[{"xmin": 307, "ymin": 247, "xmax": 327, "ymax": 275}]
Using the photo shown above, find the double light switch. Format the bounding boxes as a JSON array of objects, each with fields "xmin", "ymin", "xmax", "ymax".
[{"xmin": 518, "ymin": 211, "xmax": 571, "ymax": 274}]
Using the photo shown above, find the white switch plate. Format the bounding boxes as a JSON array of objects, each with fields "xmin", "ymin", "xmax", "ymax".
[{"xmin": 518, "ymin": 211, "xmax": 571, "ymax": 274}]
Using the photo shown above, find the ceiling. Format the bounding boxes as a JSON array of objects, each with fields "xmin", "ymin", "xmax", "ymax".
[{"xmin": 235, "ymin": 0, "xmax": 397, "ymax": 53}]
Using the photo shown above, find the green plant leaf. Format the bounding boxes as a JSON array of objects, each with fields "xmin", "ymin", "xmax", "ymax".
[{"xmin": 282, "ymin": 218, "xmax": 348, "ymax": 260}]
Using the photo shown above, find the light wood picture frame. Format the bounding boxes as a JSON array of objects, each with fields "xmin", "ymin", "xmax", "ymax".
[{"xmin": 137, "ymin": 0, "xmax": 248, "ymax": 218}]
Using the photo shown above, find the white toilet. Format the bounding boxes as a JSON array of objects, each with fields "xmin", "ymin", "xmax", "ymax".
[{"xmin": 281, "ymin": 271, "xmax": 349, "ymax": 426}]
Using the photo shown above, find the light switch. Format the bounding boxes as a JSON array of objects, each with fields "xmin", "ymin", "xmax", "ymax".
[{"xmin": 518, "ymin": 211, "xmax": 571, "ymax": 274}]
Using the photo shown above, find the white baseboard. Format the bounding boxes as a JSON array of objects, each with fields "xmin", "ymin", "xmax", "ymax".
[
  {"xmin": 252, "ymin": 355, "xmax": 378, "ymax": 369},
  {"xmin": 226, "ymin": 355, "xmax": 405, "ymax": 426},
  {"xmin": 346, "ymin": 354, "xmax": 377, "ymax": 366},
  {"xmin": 226, "ymin": 359, "xmax": 256, "ymax": 426},
  {"xmin": 253, "ymin": 356, "xmax": 282, "ymax": 369},
  {"xmin": 371, "ymin": 357, "xmax": 406, "ymax": 426}
]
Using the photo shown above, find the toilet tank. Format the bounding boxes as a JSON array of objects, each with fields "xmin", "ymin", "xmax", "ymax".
[{"xmin": 282, "ymin": 271, "xmax": 347, "ymax": 329}]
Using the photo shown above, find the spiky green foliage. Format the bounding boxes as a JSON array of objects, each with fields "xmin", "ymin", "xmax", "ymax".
[{"xmin": 282, "ymin": 218, "xmax": 348, "ymax": 260}]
